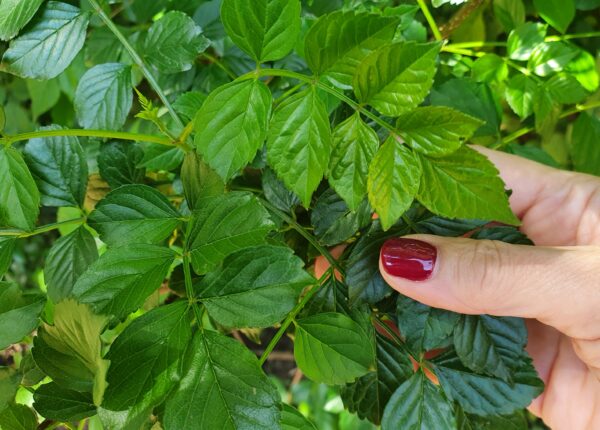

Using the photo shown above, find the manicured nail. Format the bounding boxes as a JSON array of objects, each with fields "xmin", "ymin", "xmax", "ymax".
[{"xmin": 381, "ymin": 238, "xmax": 437, "ymax": 282}]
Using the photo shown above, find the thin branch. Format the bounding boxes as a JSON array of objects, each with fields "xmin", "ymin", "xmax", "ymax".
[
  {"xmin": 0, "ymin": 217, "xmax": 86, "ymax": 238},
  {"xmin": 3, "ymin": 128, "xmax": 172, "ymax": 147},
  {"xmin": 417, "ymin": 0, "xmax": 443, "ymax": 41}
]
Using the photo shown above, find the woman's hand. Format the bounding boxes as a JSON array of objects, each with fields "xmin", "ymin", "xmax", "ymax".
[{"xmin": 380, "ymin": 147, "xmax": 600, "ymax": 429}]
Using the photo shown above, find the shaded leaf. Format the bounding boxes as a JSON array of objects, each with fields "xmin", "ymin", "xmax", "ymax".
[
  {"xmin": 0, "ymin": 282, "xmax": 45, "ymax": 350},
  {"xmin": 33, "ymin": 382, "xmax": 96, "ymax": 422}
]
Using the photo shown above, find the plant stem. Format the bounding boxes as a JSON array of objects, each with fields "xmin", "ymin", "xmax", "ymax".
[
  {"xmin": 417, "ymin": 0, "xmax": 443, "ymax": 41},
  {"xmin": 200, "ymin": 52, "xmax": 237, "ymax": 80},
  {"xmin": 3, "ymin": 128, "xmax": 172, "ymax": 146},
  {"xmin": 546, "ymin": 31, "xmax": 600, "ymax": 42},
  {"xmin": 183, "ymin": 253, "xmax": 203, "ymax": 325},
  {"xmin": 259, "ymin": 270, "xmax": 330, "ymax": 366},
  {"xmin": 0, "ymin": 217, "xmax": 86, "ymax": 238},
  {"xmin": 87, "ymin": 0, "xmax": 184, "ymax": 129}
]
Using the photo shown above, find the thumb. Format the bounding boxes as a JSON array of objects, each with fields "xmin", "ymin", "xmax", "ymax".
[{"xmin": 379, "ymin": 235, "xmax": 600, "ymax": 336}]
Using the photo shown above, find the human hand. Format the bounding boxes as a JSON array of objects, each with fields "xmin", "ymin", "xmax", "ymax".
[{"xmin": 380, "ymin": 147, "xmax": 600, "ymax": 429}]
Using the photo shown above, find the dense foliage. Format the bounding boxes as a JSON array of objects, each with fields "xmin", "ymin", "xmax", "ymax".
[{"xmin": 0, "ymin": 0, "xmax": 599, "ymax": 428}]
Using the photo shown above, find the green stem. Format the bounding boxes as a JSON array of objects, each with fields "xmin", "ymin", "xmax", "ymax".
[
  {"xmin": 417, "ymin": 0, "xmax": 443, "ymax": 41},
  {"xmin": 259, "ymin": 270, "xmax": 330, "ymax": 366},
  {"xmin": 87, "ymin": 0, "xmax": 184, "ymax": 129},
  {"xmin": 0, "ymin": 217, "xmax": 86, "ymax": 238},
  {"xmin": 546, "ymin": 31, "xmax": 600, "ymax": 42},
  {"xmin": 200, "ymin": 52, "xmax": 237, "ymax": 80},
  {"xmin": 274, "ymin": 82, "xmax": 306, "ymax": 104},
  {"xmin": 3, "ymin": 128, "xmax": 172, "ymax": 146},
  {"xmin": 183, "ymin": 253, "xmax": 203, "ymax": 325},
  {"xmin": 445, "ymin": 41, "xmax": 506, "ymax": 49}
]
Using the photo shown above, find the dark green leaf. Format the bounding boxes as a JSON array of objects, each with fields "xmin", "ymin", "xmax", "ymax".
[
  {"xmin": 0, "ymin": 282, "xmax": 45, "ymax": 350},
  {"xmin": 138, "ymin": 143, "xmax": 184, "ymax": 172},
  {"xmin": 44, "ymin": 226, "xmax": 98, "ymax": 303},
  {"xmin": 0, "ymin": 403, "xmax": 37, "ymax": 430},
  {"xmin": 0, "ymin": 238, "xmax": 16, "ymax": 278},
  {"xmin": 493, "ymin": 0, "xmax": 525, "ymax": 31},
  {"xmin": 199, "ymin": 245, "xmax": 314, "ymax": 328},
  {"xmin": 572, "ymin": 112, "xmax": 600, "ymax": 176},
  {"xmin": 507, "ymin": 23, "xmax": 547, "ymax": 61},
  {"xmin": 75, "ymin": 63, "xmax": 133, "ymax": 130},
  {"xmin": 329, "ymin": 113, "xmax": 379, "ymax": 210},
  {"xmin": 417, "ymin": 216, "xmax": 486, "ymax": 237},
  {"xmin": 354, "ymin": 42, "xmax": 441, "ymax": 117},
  {"xmin": 98, "ymin": 141, "xmax": 145, "ymax": 189},
  {"xmin": 173, "ymin": 91, "xmax": 206, "ymax": 122},
  {"xmin": 194, "ymin": 79, "xmax": 272, "ymax": 181},
  {"xmin": 381, "ymin": 371, "xmax": 456, "ymax": 430},
  {"xmin": 0, "ymin": 368, "xmax": 20, "ymax": 411},
  {"xmin": 281, "ymin": 404, "xmax": 317, "ymax": 430},
  {"xmin": 267, "ymin": 88, "xmax": 332, "ymax": 206},
  {"xmin": 23, "ymin": 125, "xmax": 88, "ymax": 207},
  {"xmin": 88, "ymin": 185, "xmax": 181, "ymax": 246},
  {"xmin": 33, "ymin": 382, "xmax": 96, "ymax": 422},
  {"xmin": 545, "ymin": 73, "xmax": 589, "ymax": 104},
  {"xmin": 0, "ymin": 146, "xmax": 40, "ymax": 231},
  {"xmin": 262, "ymin": 167, "xmax": 301, "ymax": 213},
  {"xmin": 470, "ymin": 226, "xmax": 533, "ymax": 245},
  {"xmin": 181, "ymin": 152, "xmax": 225, "ymax": 210},
  {"xmin": 505, "ymin": 144, "xmax": 559, "ymax": 168},
  {"xmin": 533, "ymin": 0, "xmax": 575, "ymax": 33},
  {"xmin": 221, "ymin": 0, "xmax": 301, "ymax": 63},
  {"xmin": 163, "ymin": 330, "xmax": 280, "ymax": 429},
  {"xmin": 2, "ymin": 1, "xmax": 89, "ymax": 79},
  {"xmin": 71, "ymin": 244, "xmax": 176, "ymax": 319},
  {"xmin": 294, "ymin": 312, "xmax": 375, "ymax": 385},
  {"xmin": 103, "ymin": 301, "xmax": 192, "ymax": 411},
  {"xmin": 0, "ymin": 0, "xmax": 44, "ymax": 41}
]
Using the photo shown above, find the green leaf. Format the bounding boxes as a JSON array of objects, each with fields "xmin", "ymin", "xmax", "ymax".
[
  {"xmin": 471, "ymin": 54, "xmax": 509, "ymax": 83},
  {"xmin": 98, "ymin": 141, "xmax": 145, "ymax": 189},
  {"xmin": 0, "ymin": 238, "xmax": 16, "ymax": 278},
  {"xmin": 0, "ymin": 106, "xmax": 5, "ymax": 133},
  {"xmin": 396, "ymin": 107, "xmax": 484, "ymax": 157},
  {"xmin": 0, "ymin": 403, "xmax": 37, "ymax": 430},
  {"xmin": 417, "ymin": 216, "xmax": 487, "ymax": 237},
  {"xmin": 397, "ymin": 295, "xmax": 459, "ymax": 355},
  {"xmin": 505, "ymin": 143, "xmax": 559, "ymax": 168},
  {"xmin": 545, "ymin": 73, "xmax": 589, "ymax": 104},
  {"xmin": 32, "ymin": 300, "xmax": 109, "ymax": 405},
  {"xmin": 75, "ymin": 63, "xmax": 133, "ymax": 130},
  {"xmin": 2, "ymin": 1, "xmax": 89, "ymax": 80},
  {"xmin": 221, "ymin": 0, "xmax": 301, "ymax": 63},
  {"xmin": 33, "ymin": 382, "xmax": 96, "ymax": 422},
  {"xmin": 533, "ymin": 0, "xmax": 575, "ymax": 33},
  {"xmin": 262, "ymin": 167, "xmax": 301, "ymax": 212},
  {"xmin": 505, "ymin": 75, "xmax": 537, "ymax": 119},
  {"xmin": 367, "ymin": 137, "xmax": 421, "ymax": 231},
  {"xmin": 433, "ymin": 352, "xmax": 544, "ymax": 416},
  {"xmin": 341, "ymin": 333, "xmax": 414, "ymax": 425},
  {"xmin": 88, "ymin": 185, "xmax": 181, "ymax": 246},
  {"xmin": 432, "ymin": 0, "xmax": 468, "ymax": 6},
  {"xmin": 565, "ymin": 49, "xmax": 600, "ymax": 92},
  {"xmin": 353, "ymin": 42, "xmax": 441, "ymax": 117},
  {"xmin": 71, "ymin": 244, "xmax": 176, "ymax": 319},
  {"xmin": 138, "ymin": 143, "xmax": 184, "ymax": 172},
  {"xmin": 507, "ymin": 22, "xmax": 547, "ymax": 61},
  {"xmin": 417, "ymin": 146, "xmax": 519, "ymax": 225},
  {"xmin": 181, "ymin": 152, "xmax": 225, "ymax": 211},
  {"xmin": 470, "ymin": 226, "xmax": 533, "ymax": 245},
  {"xmin": 144, "ymin": 11, "xmax": 209, "ymax": 74},
  {"xmin": 44, "ymin": 226, "xmax": 98, "ymax": 303},
  {"xmin": 0, "ymin": 368, "xmax": 20, "ymax": 412},
  {"xmin": 533, "ymin": 85, "xmax": 560, "ymax": 136},
  {"xmin": 458, "ymin": 409, "xmax": 529, "ymax": 430},
  {"xmin": 0, "ymin": 0, "xmax": 44, "ymax": 41},
  {"xmin": 281, "ymin": 404, "xmax": 317, "ymax": 430},
  {"xmin": 572, "ymin": 112, "xmax": 600, "ymax": 176},
  {"xmin": 381, "ymin": 371, "xmax": 455, "ymax": 430},
  {"xmin": 294, "ymin": 312, "xmax": 375, "ymax": 385},
  {"xmin": 103, "ymin": 301, "xmax": 192, "ymax": 411},
  {"xmin": 186, "ymin": 192, "xmax": 275, "ymax": 274},
  {"xmin": 328, "ymin": 113, "xmax": 379, "ymax": 210},
  {"xmin": 23, "ymin": 125, "xmax": 88, "ymax": 207},
  {"xmin": 26, "ymin": 78, "xmax": 61, "ymax": 120},
  {"xmin": 0, "ymin": 282, "xmax": 45, "ymax": 350},
  {"xmin": 0, "ymin": 146, "xmax": 40, "ymax": 231},
  {"xmin": 174, "ymin": 91, "xmax": 207, "ymax": 122},
  {"xmin": 528, "ymin": 42, "xmax": 579, "ymax": 77},
  {"xmin": 200, "ymin": 245, "xmax": 313, "ymax": 328},
  {"xmin": 267, "ymin": 88, "xmax": 332, "ymax": 206},
  {"xmin": 163, "ymin": 330, "xmax": 280, "ymax": 429},
  {"xmin": 493, "ymin": 0, "xmax": 525, "ymax": 31},
  {"xmin": 304, "ymin": 11, "xmax": 400, "ymax": 88},
  {"xmin": 194, "ymin": 79, "xmax": 272, "ymax": 181}
]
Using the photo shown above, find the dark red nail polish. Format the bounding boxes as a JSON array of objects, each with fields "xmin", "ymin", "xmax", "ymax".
[{"xmin": 381, "ymin": 238, "xmax": 437, "ymax": 281}]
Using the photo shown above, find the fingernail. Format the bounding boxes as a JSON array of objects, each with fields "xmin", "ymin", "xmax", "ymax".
[{"xmin": 381, "ymin": 238, "xmax": 437, "ymax": 281}]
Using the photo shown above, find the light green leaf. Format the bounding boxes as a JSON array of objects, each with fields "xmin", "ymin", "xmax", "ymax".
[
  {"xmin": 163, "ymin": 330, "xmax": 280, "ymax": 429},
  {"xmin": 144, "ymin": 11, "xmax": 209, "ymax": 73},
  {"xmin": 471, "ymin": 54, "xmax": 509, "ymax": 83},
  {"xmin": 23, "ymin": 125, "xmax": 88, "ymax": 207},
  {"xmin": 103, "ymin": 301, "xmax": 192, "ymax": 411},
  {"xmin": 0, "ymin": 238, "xmax": 16, "ymax": 278},
  {"xmin": 572, "ymin": 113, "xmax": 600, "ymax": 176},
  {"xmin": 353, "ymin": 42, "xmax": 441, "ymax": 117},
  {"xmin": 32, "ymin": 300, "xmax": 109, "ymax": 405},
  {"xmin": 71, "ymin": 244, "xmax": 176, "ymax": 319},
  {"xmin": 566, "ymin": 49, "xmax": 600, "ymax": 92},
  {"xmin": 186, "ymin": 192, "xmax": 275, "ymax": 274},
  {"xmin": 507, "ymin": 22, "xmax": 547, "ymax": 61},
  {"xmin": 367, "ymin": 137, "xmax": 421, "ymax": 231},
  {"xmin": 432, "ymin": 0, "xmax": 467, "ymax": 6},
  {"xmin": 75, "ymin": 63, "xmax": 133, "ymax": 130},
  {"xmin": 281, "ymin": 404, "xmax": 317, "ymax": 430},
  {"xmin": 2, "ymin": 1, "xmax": 89, "ymax": 80},
  {"xmin": 294, "ymin": 312, "xmax": 375, "ymax": 385},
  {"xmin": 528, "ymin": 42, "xmax": 579, "ymax": 77},
  {"xmin": 0, "ymin": 0, "xmax": 44, "ymax": 41},
  {"xmin": 26, "ymin": 78, "xmax": 61, "ymax": 120},
  {"xmin": 533, "ymin": 0, "xmax": 575, "ymax": 33},
  {"xmin": 0, "ymin": 146, "xmax": 40, "ymax": 231},
  {"xmin": 505, "ymin": 74, "xmax": 537, "ymax": 119},
  {"xmin": 221, "ymin": 0, "xmax": 301, "ymax": 63},
  {"xmin": 396, "ymin": 107, "xmax": 484, "ymax": 157},
  {"xmin": 0, "ymin": 282, "xmax": 45, "ymax": 350},
  {"xmin": 381, "ymin": 371, "xmax": 456, "ymax": 430},
  {"xmin": 267, "ymin": 88, "xmax": 332, "ymax": 206},
  {"xmin": 194, "ymin": 79, "xmax": 272, "ymax": 181},
  {"xmin": 493, "ymin": 0, "xmax": 525, "ymax": 31},
  {"xmin": 417, "ymin": 146, "xmax": 519, "ymax": 225},
  {"xmin": 44, "ymin": 226, "xmax": 98, "ymax": 303},
  {"xmin": 533, "ymin": 85, "xmax": 560, "ymax": 136},
  {"xmin": 199, "ymin": 245, "xmax": 314, "ymax": 328},
  {"xmin": 304, "ymin": 11, "xmax": 400, "ymax": 88},
  {"xmin": 33, "ymin": 382, "xmax": 96, "ymax": 422},
  {"xmin": 0, "ymin": 403, "xmax": 38, "ymax": 430},
  {"xmin": 329, "ymin": 113, "xmax": 379, "ymax": 210},
  {"xmin": 88, "ymin": 185, "xmax": 181, "ymax": 246}
]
